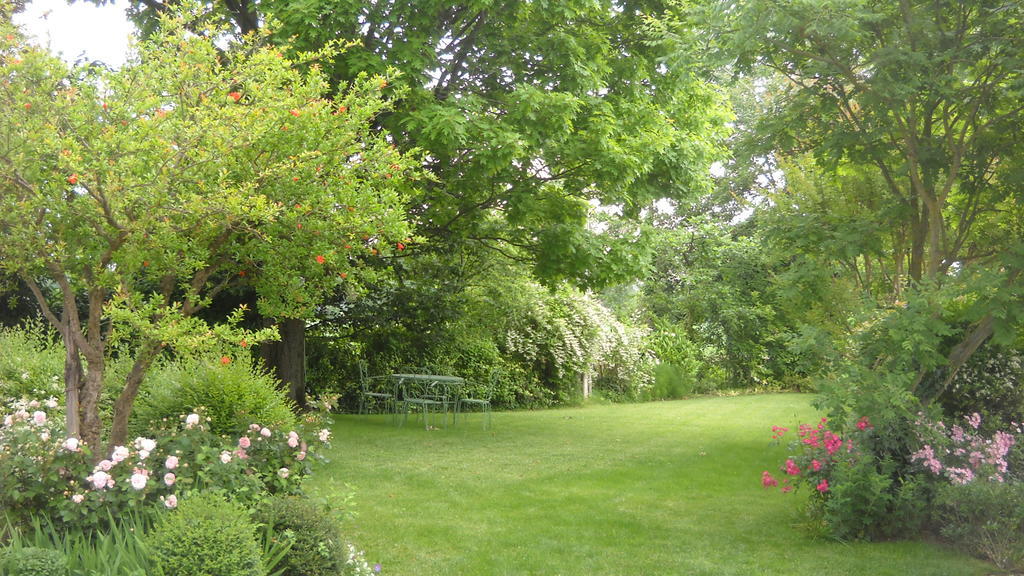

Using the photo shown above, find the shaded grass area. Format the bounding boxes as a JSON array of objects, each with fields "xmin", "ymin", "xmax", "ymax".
[{"xmin": 310, "ymin": 394, "xmax": 992, "ymax": 576}]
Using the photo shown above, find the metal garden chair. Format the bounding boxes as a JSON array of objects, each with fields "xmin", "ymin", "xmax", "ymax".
[
  {"xmin": 357, "ymin": 360, "xmax": 395, "ymax": 419},
  {"xmin": 457, "ymin": 370, "xmax": 495, "ymax": 429}
]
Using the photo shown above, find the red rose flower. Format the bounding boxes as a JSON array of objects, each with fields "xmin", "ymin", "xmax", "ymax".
[
  {"xmin": 315, "ymin": 255, "xmax": 326, "ymax": 264},
  {"xmin": 67, "ymin": 174, "xmax": 79, "ymax": 185},
  {"xmin": 229, "ymin": 91, "xmax": 242, "ymax": 102},
  {"xmin": 220, "ymin": 356, "xmax": 231, "ymax": 365}
]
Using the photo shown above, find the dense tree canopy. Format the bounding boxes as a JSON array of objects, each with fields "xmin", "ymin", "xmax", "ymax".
[{"xmin": 0, "ymin": 8, "xmax": 416, "ymax": 450}]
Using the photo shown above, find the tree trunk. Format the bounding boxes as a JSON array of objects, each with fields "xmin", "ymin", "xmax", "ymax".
[
  {"xmin": 108, "ymin": 342, "xmax": 162, "ymax": 450},
  {"xmin": 263, "ymin": 318, "xmax": 307, "ymax": 409},
  {"xmin": 908, "ymin": 198, "xmax": 926, "ymax": 283},
  {"xmin": 78, "ymin": 367, "xmax": 105, "ymax": 455},
  {"xmin": 63, "ymin": 332, "xmax": 83, "ymax": 439}
]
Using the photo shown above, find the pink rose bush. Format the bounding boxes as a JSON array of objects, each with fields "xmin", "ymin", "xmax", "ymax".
[
  {"xmin": 911, "ymin": 412, "xmax": 1018, "ymax": 484},
  {"xmin": 762, "ymin": 416, "xmax": 874, "ymax": 498},
  {"xmin": 0, "ymin": 401, "xmax": 331, "ymax": 530}
]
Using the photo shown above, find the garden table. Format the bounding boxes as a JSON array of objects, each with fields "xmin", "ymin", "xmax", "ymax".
[{"xmin": 391, "ymin": 373, "xmax": 465, "ymax": 430}]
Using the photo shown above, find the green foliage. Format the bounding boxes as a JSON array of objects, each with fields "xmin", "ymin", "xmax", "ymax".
[
  {"xmin": 1, "ymin": 514, "xmax": 153, "ymax": 576},
  {"xmin": 252, "ymin": 495, "xmax": 346, "ymax": 576},
  {"xmin": 939, "ymin": 348, "xmax": 1024, "ymax": 434},
  {"xmin": 935, "ymin": 481, "xmax": 1024, "ymax": 571},
  {"xmin": 131, "ymin": 355, "xmax": 297, "ymax": 437},
  {"xmin": 148, "ymin": 492, "xmax": 262, "ymax": 576},
  {"xmin": 823, "ymin": 457, "xmax": 931, "ymax": 542},
  {"xmin": 0, "ymin": 2, "xmax": 416, "ymax": 448},
  {"xmin": 0, "ymin": 323, "xmax": 64, "ymax": 401},
  {"xmin": 0, "ymin": 546, "xmax": 67, "ymax": 576}
]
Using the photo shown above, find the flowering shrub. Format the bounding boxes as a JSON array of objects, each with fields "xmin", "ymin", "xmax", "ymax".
[
  {"xmin": 0, "ymin": 399, "xmax": 331, "ymax": 530},
  {"xmin": 910, "ymin": 412, "xmax": 1018, "ymax": 484},
  {"xmin": 762, "ymin": 417, "xmax": 863, "ymax": 496},
  {"xmin": 762, "ymin": 415, "xmax": 931, "ymax": 540}
]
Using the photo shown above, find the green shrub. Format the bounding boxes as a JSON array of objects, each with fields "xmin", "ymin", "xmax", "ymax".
[
  {"xmin": 148, "ymin": 492, "xmax": 262, "ymax": 576},
  {"xmin": 0, "ymin": 323, "xmax": 64, "ymax": 400},
  {"xmin": 131, "ymin": 355, "xmax": 296, "ymax": 437},
  {"xmin": 935, "ymin": 481, "xmax": 1024, "ymax": 571},
  {"xmin": 0, "ymin": 546, "xmax": 67, "ymax": 576},
  {"xmin": 253, "ymin": 495, "xmax": 347, "ymax": 576}
]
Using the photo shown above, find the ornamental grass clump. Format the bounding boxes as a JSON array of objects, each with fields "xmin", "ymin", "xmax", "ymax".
[{"xmin": 148, "ymin": 492, "xmax": 262, "ymax": 576}]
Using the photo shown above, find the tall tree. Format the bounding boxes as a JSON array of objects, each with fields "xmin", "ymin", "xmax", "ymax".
[
  {"xmin": 115, "ymin": 0, "xmax": 729, "ymax": 391},
  {"xmin": 0, "ymin": 9, "xmax": 414, "ymax": 451},
  {"xmin": 703, "ymin": 0, "xmax": 1024, "ymax": 390}
]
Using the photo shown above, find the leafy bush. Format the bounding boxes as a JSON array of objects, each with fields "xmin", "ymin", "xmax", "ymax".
[
  {"xmin": 935, "ymin": 481, "xmax": 1024, "ymax": 570},
  {"xmin": 148, "ymin": 492, "xmax": 262, "ymax": 576},
  {"xmin": 763, "ymin": 415, "xmax": 931, "ymax": 540},
  {"xmin": 131, "ymin": 355, "xmax": 297, "ymax": 437},
  {"xmin": 253, "ymin": 495, "xmax": 347, "ymax": 576},
  {"xmin": 0, "ymin": 323, "xmax": 64, "ymax": 400},
  {"xmin": 0, "ymin": 546, "xmax": 67, "ymax": 576},
  {"xmin": 939, "ymin": 348, "xmax": 1024, "ymax": 433}
]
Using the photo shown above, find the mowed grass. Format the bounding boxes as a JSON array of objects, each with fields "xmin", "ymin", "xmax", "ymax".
[{"xmin": 309, "ymin": 394, "xmax": 993, "ymax": 576}]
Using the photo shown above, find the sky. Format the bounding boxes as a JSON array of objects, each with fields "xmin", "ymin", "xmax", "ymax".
[{"xmin": 13, "ymin": 0, "xmax": 134, "ymax": 67}]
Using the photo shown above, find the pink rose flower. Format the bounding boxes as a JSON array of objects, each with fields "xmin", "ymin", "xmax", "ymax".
[
  {"xmin": 260, "ymin": 427, "xmax": 272, "ymax": 438},
  {"xmin": 164, "ymin": 472, "xmax": 176, "ymax": 486},
  {"xmin": 165, "ymin": 455, "xmax": 179, "ymax": 470},
  {"xmin": 130, "ymin": 472, "xmax": 148, "ymax": 490},
  {"xmin": 238, "ymin": 436, "xmax": 251, "ymax": 449},
  {"xmin": 220, "ymin": 451, "xmax": 232, "ymax": 464},
  {"xmin": 164, "ymin": 494, "xmax": 177, "ymax": 509},
  {"xmin": 32, "ymin": 411, "xmax": 47, "ymax": 425}
]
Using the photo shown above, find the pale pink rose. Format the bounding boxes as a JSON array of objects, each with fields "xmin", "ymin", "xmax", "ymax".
[
  {"xmin": 318, "ymin": 428, "xmax": 331, "ymax": 443},
  {"xmin": 71, "ymin": 494, "xmax": 84, "ymax": 504},
  {"xmin": 287, "ymin": 435, "xmax": 299, "ymax": 448},
  {"xmin": 233, "ymin": 448, "xmax": 248, "ymax": 460},
  {"xmin": 165, "ymin": 455, "xmax": 179, "ymax": 470},
  {"xmin": 89, "ymin": 471, "xmax": 111, "ymax": 490},
  {"xmin": 139, "ymin": 450, "xmax": 150, "ymax": 460},
  {"xmin": 32, "ymin": 411, "xmax": 46, "ymax": 425},
  {"xmin": 28, "ymin": 400, "xmax": 40, "ymax": 409},
  {"xmin": 249, "ymin": 423, "xmax": 261, "ymax": 432},
  {"xmin": 219, "ymin": 450, "xmax": 232, "ymax": 464},
  {"xmin": 238, "ymin": 436, "xmax": 251, "ymax": 449},
  {"xmin": 135, "ymin": 437, "xmax": 156, "ymax": 452},
  {"xmin": 45, "ymin": 397, "xmax": 58, "ymax": 409},
  {"xmin": 185, "ymin": 413, "xmax": 200, "ymax": 428},
  {"xmin": 296, "ymin": 451, "xmax": 306, "ymax": 461},
  {"xmin": 164, "ymin": 494, "xmax": 177, "ymax": 509},
  {"xmin": 39, "ymin": 431, "xmax": 50, "ymax": 442},
  {"xmin": 130, "ymin": 472, "xmax": 148, "ymax": 490},
  {"xmin": 111, "ymin": 446, "xmax": 130, "ymax": 463},
  {"xmin": 96, "ymin": 459, "xmax": 113, "ymax": 472},
  {"xmin": 277, "ymin": 467, "xmax": 290, "ymax": 479},
  {"xmin": 62, "ymin": 437, "xmax": 80, "ymax": 452},
  {"xmin": 164, "ymin": 472, "xmax": 176, "ymax": 486},
  {"xmin": 260, "ymin": 427, "xmax": 272, "ymax": 438}
]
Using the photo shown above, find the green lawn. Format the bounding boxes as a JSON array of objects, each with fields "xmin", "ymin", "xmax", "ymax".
[{"xmin": 309, "ymin": 394, "xmax": 992, "ymax": 576}]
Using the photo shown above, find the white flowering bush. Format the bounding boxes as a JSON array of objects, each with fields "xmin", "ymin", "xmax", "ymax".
[
  {"xmin": 0, "ymin": 399, "xmax": 332, "ymax": 530},
  {"xmin": 503, "ymin": 285, "xmax": 654, "ymax": 404}
]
